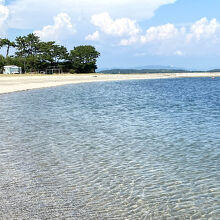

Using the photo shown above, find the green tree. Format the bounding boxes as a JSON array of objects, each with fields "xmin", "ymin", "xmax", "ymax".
[
  {"xmin": 25, "ymin": 33, "xmax": 41, "ymax": 56},
  {"xmin": 0, "ymin": 55, "xmax": 6, "ymax": 73},
  {"xmin": 0, "ymin": 38, "xmax": 16, "ymax": 57},
  {"xmin": 53, "ymin": 45, "xmax": 68, "ymax": 64},
  {"xmin": 15, "ymin": 36, "xmax": 29, "ymax": 72},
  {"xmin": 38, "ymin": 42, "xmax": 67, "ymax": 66},
  {"xmin": 15, "ymin": 33, "xmax": 40, "ymax": 57},
  {"xmin": 69, "ymin": 45, "xmax": 100, "ymax": 73},
  {"xmin": 1, "ymin": 33, "xmax": 101, "ymax": 74},
  {"xmin": 15, "ymin": 33, "xmax": 41, "ymax": 72}
]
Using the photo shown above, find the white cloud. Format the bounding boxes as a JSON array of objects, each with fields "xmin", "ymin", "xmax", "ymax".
[
  {"xmin": 187, "ymin": 17, "xmax": 220, "ymax": 41},
  {"xmin": 85, "ymin": 31, "xmax": 100, "ymax": 41},
  {"xmin": 122, "ymin": 17, "xmax": 220, "ymax": 46},
  {"xmin": 34, "ymin": 13, "xmax": 76, "ymax": 42},
  {"xmin": 7, "ymin": 0, "xmax": 176, "ymax": 29},
  {"xmin": 90, "ymin": 12, "xmax": 140, "ymax": 37},
  {"xmin": 119, "ymin": 17, "xmax": 220, "ymax": 55},
  {"xmin": 120, "ymin": 36, "xmax": 139, "ymax": 46},
  {"xmin": 119, "ymin": 23, "xmax": 183, "ymax": 46},
  {"xmin": 174, "ymin": 50, "xmax": 184, "ymax": 56},
  {"xmin": 3, "ymin": 0, "xmax": 220, "ymax": 57},
  {"xmin": 0, "ymin": 0, "xmax": 9, "ymax": 36},
  {"xmin": 134, "ymin": 52, "xmax": 147, "ymax": 57},
  {"xmin": 140, "ymin": 24, "xmax": 180, "ymax": 43}
]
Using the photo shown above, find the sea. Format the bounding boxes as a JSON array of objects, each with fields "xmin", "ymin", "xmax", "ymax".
[{"xmin": 0, "ymin": 77, "xmax": 219, "ymax": 219}]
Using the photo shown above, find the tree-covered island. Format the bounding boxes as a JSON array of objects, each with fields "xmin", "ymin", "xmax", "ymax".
[{"xmin": 0, "ymin": 33, "xmax": 100, "ymax": 74}]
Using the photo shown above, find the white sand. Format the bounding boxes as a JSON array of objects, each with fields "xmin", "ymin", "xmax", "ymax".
[{"xmin": 0, "ymin": 72, "xmax": 219, "ymax": 95}]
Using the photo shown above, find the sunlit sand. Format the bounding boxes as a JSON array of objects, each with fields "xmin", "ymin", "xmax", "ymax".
[{"xmin": 0, "ymin": 72, "xmax": 219, "ymax": 95}]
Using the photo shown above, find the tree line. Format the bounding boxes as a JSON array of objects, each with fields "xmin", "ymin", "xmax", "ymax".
[{"xmin": 0, "ymin": 33, "xmax": 100, "ymax": 73}]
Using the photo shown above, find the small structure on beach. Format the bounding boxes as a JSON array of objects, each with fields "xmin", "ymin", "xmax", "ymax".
[
  {"xmin": 3, "ymin": 65, "xmax": 22, "ymax": 74},
  {"xmin": 45, "ymin": 66, "xmax": 62, "ymax": 74}
]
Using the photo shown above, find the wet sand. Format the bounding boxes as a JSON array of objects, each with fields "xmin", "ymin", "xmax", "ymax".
[{"xmin": 0, "ymin": 72, "xmax": 219, "ymax": 95}]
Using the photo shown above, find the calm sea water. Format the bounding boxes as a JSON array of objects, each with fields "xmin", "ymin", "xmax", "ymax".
[{"xmin": 0, "ymin": 78, "xmax": 219, "ymax": 219}]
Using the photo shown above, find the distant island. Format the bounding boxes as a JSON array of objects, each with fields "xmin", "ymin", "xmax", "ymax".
[{"xmin": 98, "ymin": 68, "xmax": 219, "ymax": 74}]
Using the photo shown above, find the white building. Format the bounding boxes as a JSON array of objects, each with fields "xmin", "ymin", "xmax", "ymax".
[{"xmin": 3, "ymin": 65, "xmax": 22, "ymax": 74}]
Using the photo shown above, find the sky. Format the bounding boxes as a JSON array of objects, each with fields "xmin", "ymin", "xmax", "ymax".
[{"xmin": 1, "ymin": 0, "xmax": 220, "ymax": 70}]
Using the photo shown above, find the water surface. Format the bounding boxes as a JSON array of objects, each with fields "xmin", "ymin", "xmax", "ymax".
[{"xmin": 0, "ymin": 78, "xmax": 219, "ymax": 219}]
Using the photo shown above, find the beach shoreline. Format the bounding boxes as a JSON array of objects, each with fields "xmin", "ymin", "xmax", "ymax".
[{"xmin": 0, "ymin": 72, "xmax": 219, "ymax": 95}]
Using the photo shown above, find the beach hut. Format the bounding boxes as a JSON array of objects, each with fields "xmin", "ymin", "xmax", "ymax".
[
  {"xmin": 3, "ymin": 65, "xmax": 22, "ymax": 74},
  {"xmin": 45, "ymin": 66, "xmax": 62, "ymax": 74}
]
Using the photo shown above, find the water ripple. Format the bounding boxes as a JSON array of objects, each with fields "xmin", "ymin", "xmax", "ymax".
[{"xmin": 0, "ymin": 78, "xmax": 219, "ymax": 219}]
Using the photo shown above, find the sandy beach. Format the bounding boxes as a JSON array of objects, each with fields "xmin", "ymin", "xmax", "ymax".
[{"xmin": 0, "ymin": 72, "xmax": 219, "ymax": 95}]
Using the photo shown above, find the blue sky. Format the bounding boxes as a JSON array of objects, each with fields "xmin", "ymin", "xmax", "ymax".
[{"xmin": 1, "ymin": 0, "xmax": 220, "ymax": 70}]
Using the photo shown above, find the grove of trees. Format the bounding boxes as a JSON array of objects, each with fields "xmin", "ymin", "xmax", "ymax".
[{"xmin": 0, "ymin": 33, "xmax": 100, "ymax": 74}]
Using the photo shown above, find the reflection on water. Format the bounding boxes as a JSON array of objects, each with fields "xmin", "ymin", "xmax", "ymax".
[{"xmin": 0, "ymin": 78, "xmax": 219, "ymax": 219}]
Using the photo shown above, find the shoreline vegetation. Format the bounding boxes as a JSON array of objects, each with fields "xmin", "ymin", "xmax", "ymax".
[
  {"xmin": 0, "ymin": 34, "xmax": 100, "ymax": 74},
  {"xmin": 0, "ymin": 72, "xmax": 219, "ymax": 95}
]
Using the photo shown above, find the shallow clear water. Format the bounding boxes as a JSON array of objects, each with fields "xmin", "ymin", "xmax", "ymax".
[{"xmin": 0, "ymin": 78, "xmax": 219, "ymax": 219}]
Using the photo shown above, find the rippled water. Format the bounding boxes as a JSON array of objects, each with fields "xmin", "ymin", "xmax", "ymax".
[{"xmin": 0, "ymin": 78, "xmax": 219, "ymax": 219}]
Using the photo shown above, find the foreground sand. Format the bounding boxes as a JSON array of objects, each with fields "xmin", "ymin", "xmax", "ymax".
[{"xmin": 0, "ymin": 72, "xmax": 219, "ymax": 95}]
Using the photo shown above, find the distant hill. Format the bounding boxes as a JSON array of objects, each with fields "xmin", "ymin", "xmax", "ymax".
[
  {"xmin": 98, "ymin": 65, "xmax": 220, "ymax": 74},
  {"xmin": 131, "ymin": 65, "xmax": 182, "ymax": 70},
  {"xmin": 209, "ymin": 69, "xmax": 220, "ymax": 72},
  {"xmin": 98, "ymin": 68, "xmax": 189, "ymax": 74},
  {"xmin": 97, "ymin": 65, "xmax": 183, "ymax": 72}
]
